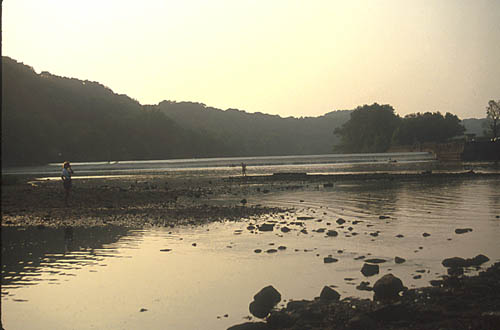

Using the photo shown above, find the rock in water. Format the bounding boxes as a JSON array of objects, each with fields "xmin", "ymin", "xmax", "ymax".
[
  {"xmin": 249, "ymin": 285, "xmax": 281, "ymax": 318},
  {"xmin": 323, "ymin": 257, "xmax": 338, "ymax": 264},
  {"xmin": 257, "ymin": 223, "xmax": 275, "ymax": 232},
  {"xmin": 319, "ymin": 286, "xmax": 341, "ymax": 301},
  {"xmin": 280, "ymin": 227, "xmax": 291, "ymax": 233},
  {"xmin": 442, "ymin": 257, "xmax": 468, "ymax": 268},
  {"xmin": 442, "ymin": 255, "xmax": 489, "ymax": 268},
  {"xmin": 365, "ymin": 258, "xmax": 386, "ymax": 264},
  {"xmin": 373, "ymin": 274, "xmax": 406, "ymax": 301},
  {"xmin": 326, "ymin": 230, "xmax": 338, "ymax": 237},
  {"xmin": 395, "ymin": 256, "xmax": 406, "ymax": 264},
  {"xmin": 455, "ymin": 228, "xmax": 473, "ymax": 234},
  {"xmin": 469, "ymin": 254, "xmax": 489, "ymax": 266},
  {"xmin": 361, "ymin": 263, "xmax": 379, "ymax": 277}
]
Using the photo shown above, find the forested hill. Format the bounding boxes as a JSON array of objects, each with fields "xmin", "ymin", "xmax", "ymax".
[
  {"xmin": 2, "ymin": 57, "xmax": 350, "ymax": 166},
  {"xmin": 153, "ymin": 101, "xmax": 350, "ymax": 157}
]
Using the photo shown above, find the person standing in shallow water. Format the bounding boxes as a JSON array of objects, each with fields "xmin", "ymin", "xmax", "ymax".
[{"xmin": 61, "ymin": 161, "xmax": 74, "ymax": 206}]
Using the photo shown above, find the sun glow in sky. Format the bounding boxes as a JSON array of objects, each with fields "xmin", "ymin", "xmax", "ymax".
[{"xmin": 3, "ymin": 0, "xmax": 500, "ymax": 118}]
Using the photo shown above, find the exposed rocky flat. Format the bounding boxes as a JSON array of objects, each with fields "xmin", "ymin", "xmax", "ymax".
[{"xmin": 229, "ymin": 262, "xmax": 500, "ymax": 330}]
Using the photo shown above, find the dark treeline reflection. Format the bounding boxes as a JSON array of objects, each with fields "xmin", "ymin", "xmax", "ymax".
[
  {"xmin": 2, "ymin": 57, "xmax": 350, "ymax": 166},
  {"xmin": 1, "ymin": 226, "xmax": 131, "ymax": 291}
]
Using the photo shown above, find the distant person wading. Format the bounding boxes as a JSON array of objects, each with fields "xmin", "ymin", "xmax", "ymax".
[
  {"xmin": 241, "ymin": 163, "xmax": 247, "ymax": 176},
  {"xmin": 61, "ymin": 161, "xmax": 74, "ymax": 206}
]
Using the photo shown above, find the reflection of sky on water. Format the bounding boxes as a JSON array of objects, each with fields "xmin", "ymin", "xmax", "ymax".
[
  {"xmin": 1, "ymin": 226, "xmax": 135, "ymax": 294},
  {"xmin": 2, "ymin": 177, "xmax": 500, "ymax": 330}
]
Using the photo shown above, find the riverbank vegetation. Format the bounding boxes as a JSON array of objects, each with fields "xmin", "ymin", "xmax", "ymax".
[{"xmin": 2, "ymin": 56, "xmax": 491, "ymax": 166}]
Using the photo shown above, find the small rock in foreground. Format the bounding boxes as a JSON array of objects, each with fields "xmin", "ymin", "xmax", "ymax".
[
  {"xmin": 319, "ymin": 286, "xmax": 341, "ymax": 301},
  {"xmin": 249, "ymin": 285, "xmax": 281, "ymax": 318},
  {"xmin": 361, "ymin": 263, "xmax": 379, "ymax": 277}
]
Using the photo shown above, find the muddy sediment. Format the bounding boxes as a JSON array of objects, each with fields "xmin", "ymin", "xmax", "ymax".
[
  {"xmin": 1, "ymin": 174, "xmax": 289, "ymax": 228},
  {"xmin": 2, "ymin": 171, "xmax": 499, "ymax": 228}
]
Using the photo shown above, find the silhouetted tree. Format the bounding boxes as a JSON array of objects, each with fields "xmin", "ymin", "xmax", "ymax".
[
  {"xmin": 334, "ymin": 103, "xmax": 400, "ymax": 153},
  {"xmin": 486, "ymin": 99, "xmax": 500, "ymax": 140},
  {"xmin": 392, "ymin": 112, "xmax": 465, "ymax": 145}
]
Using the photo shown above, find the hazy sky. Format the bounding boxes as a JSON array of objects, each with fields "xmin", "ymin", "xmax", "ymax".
[{"xmin": 3, "ymin": 0, "xmax": 500, "ymax": 118}]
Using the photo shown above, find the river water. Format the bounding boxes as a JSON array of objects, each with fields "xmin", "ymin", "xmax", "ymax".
[
  {"xmin": 2, "ymin": 154, "xmax": 500, "ymax": 330},
  {"xmin": 2, "ymin": 152, "xmax": 437, "ymax": 176}
]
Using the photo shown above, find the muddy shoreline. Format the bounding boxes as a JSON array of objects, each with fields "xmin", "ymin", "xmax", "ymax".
[{"xmin": 2, "ymin": 171, "xmax": 499, "ymax": 228}]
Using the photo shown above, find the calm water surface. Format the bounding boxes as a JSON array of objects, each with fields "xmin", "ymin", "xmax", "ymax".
[{"xmin": 2, "ymin": 176, "xmax": 500, "ymax": 330}]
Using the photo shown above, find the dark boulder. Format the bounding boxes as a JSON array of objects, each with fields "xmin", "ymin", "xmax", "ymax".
[
  {"xmin": 258, "ymin": 223, "xmax": 275, "ymax": 232},
  {"xmin": 365, "ymin": 258, "xmax": 386, "ymax": 264},
  {"xmin": 469, "ymin": 254, "xmax": 489, "ymax": 266},
  {"xmin": 323, "ymin": 257, "xmax": 338, "ymax": 264},
  {"xmin": 319, "ymin": 286, "xmax": 341, "ymax": 301},
  {"xmin": 455, "ymin": 228, "xmax": 473, "ymax": 234},
  {"xmin": 249, "ymin": 286, "xmax": 281, "ymax": 318},
  {"xmin": 280, "ymin": 227, "xmax": 290, "ymax": 233},
  {"xmin": 395, "ymin": 256, "xmax": 406, "ymax": 264},
  {"xmin": 361, "ymin": 263, "xmax": 379, "ymax": 277},
  {"xmin": 373, "ymin": 274, "xmax": 406, "ymax": 301},
  {"xmin": 336, "ymin": 218, "xmax": 346, "ymax": 225},
  {"xmin": 442, "ymin": 254, "xmax": 489, "ymax": 268},
  {"xmin": 326, "ymin": 230, "xmax": 338, "ymax": 237},
  {"xmin": 442, "ymin": 257, "xmax": 468, "ymax": 268}
]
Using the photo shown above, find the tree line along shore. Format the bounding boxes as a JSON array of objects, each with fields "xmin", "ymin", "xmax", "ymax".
[{"xmin": 2, "ymin": 56, "xmax": 497, "ymax": 167}]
